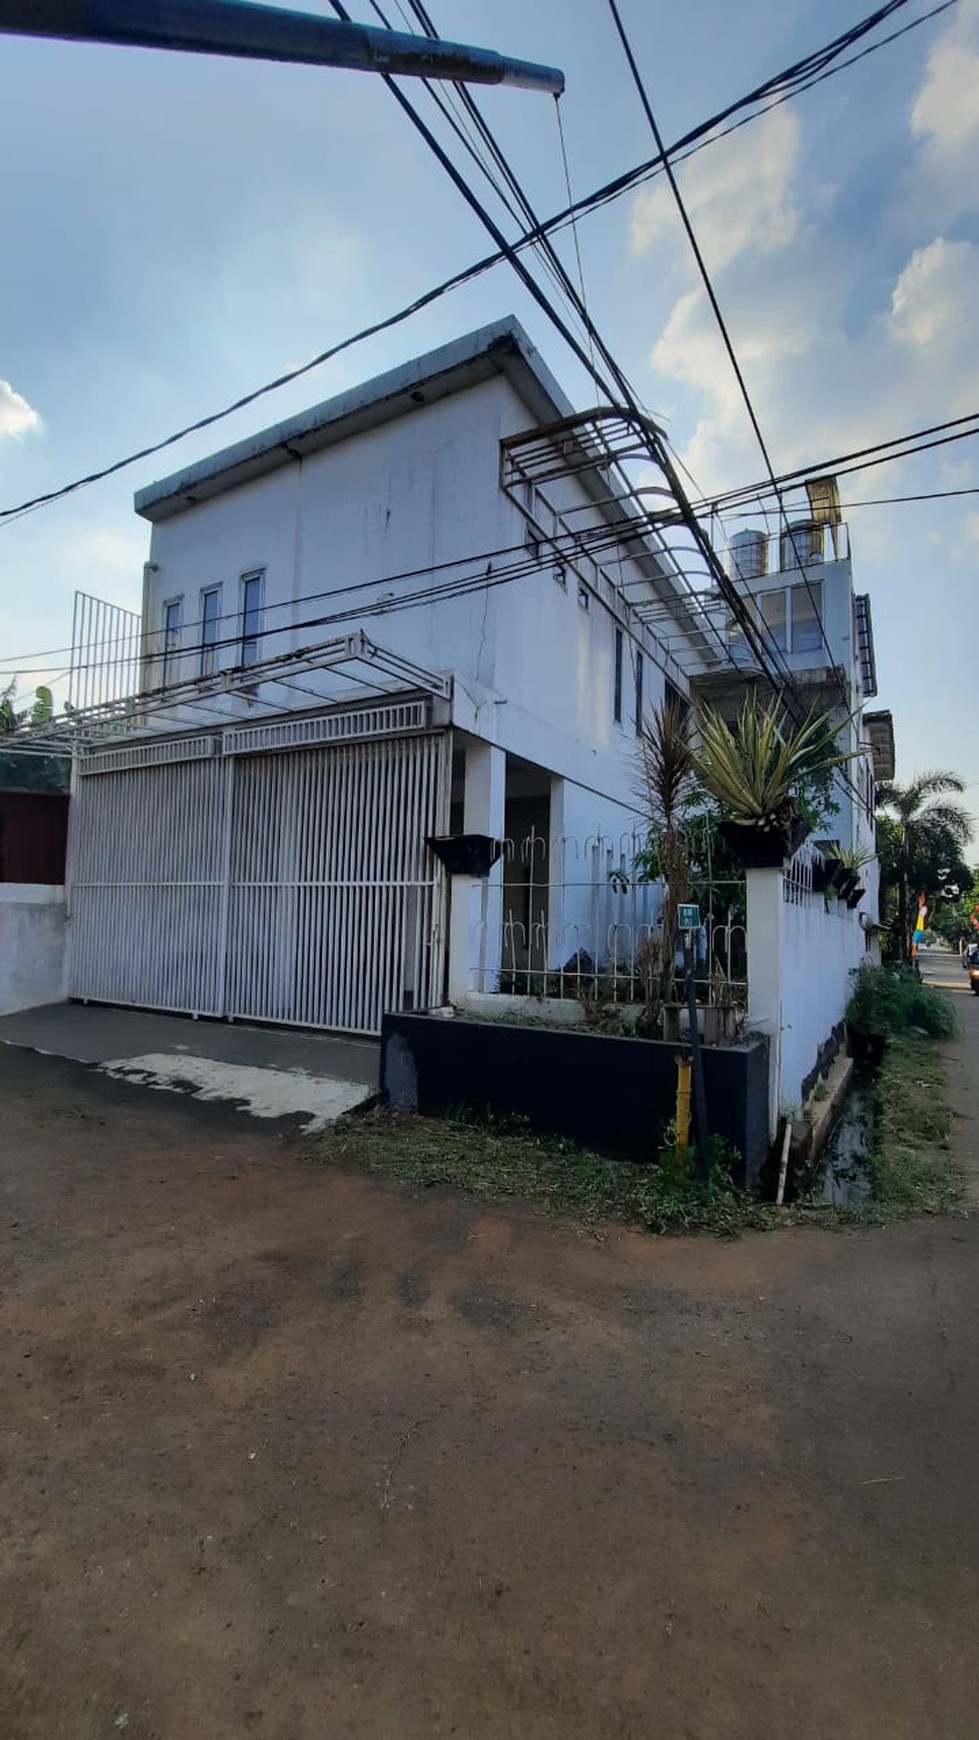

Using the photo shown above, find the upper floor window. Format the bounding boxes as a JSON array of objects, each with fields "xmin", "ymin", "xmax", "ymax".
[
  {"xmin": 613, "ymin": 627, "xmax": 624, "ymax": 725},
  {"xmin": 760, "ymin": 587, "xmax": 787, "ymax": 653},
  {"xmin": 200, "ymin": 586, "xmax": 221, "ymax": 678},
  {"xmin": 240, "ymin": 571, "xmax": 264, "ymax": 667},
  {"xmin": 635, "ymin": 649, "xmax": 644, "ymax": 735},
  {"xmin": 665, "ymin": 679, "xmax": 690, "ymax": 726},
  {"xmin": 731, "ymin": 580, "xmax": 825, "ymax": 658},
  {"xmin": 162, "ymin": 597, "xmax": 182, "ymax": 687},
  {"xmin": 791, "ymin": 580, "xmax": 823, "ymax": 654}
]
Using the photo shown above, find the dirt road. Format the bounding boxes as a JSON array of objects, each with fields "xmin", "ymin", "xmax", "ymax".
[{"xmin": 1, "ymin": 1042, "xmax": 978, "ymax": 1739}]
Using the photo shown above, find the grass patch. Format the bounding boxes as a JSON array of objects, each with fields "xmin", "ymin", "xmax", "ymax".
[
  {"xmin": 863, "ymin": 1034, "xmax": 960, "ymax": 1220},
  {"xmin": 308, "ymin": 1107, "xmax": 774, "ymax": 1238}
]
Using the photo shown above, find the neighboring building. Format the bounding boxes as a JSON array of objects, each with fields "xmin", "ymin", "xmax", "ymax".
[
  {"xmin": 697, "ymin": 505, "xmax": 894, "ymax": 1128},
  {"xmin": 699, "ymin": 499, "xmax": 892, "ymax": 914},
  {"xmin": 0, "ymin": 751, "xmax": 70, "ymax": 1016}
]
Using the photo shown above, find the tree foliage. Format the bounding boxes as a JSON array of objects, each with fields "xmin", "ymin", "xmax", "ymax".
[{"xmin": 876, "ymin": 771, "xmax": 974, "ymax": 961}]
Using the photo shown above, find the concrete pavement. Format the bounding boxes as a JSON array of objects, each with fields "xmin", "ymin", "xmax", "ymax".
[
  {"xmin": 0, "ymin": 1000, "xmax": 379, "ymax": 1130},
  {"xmin": 918, "ymin": 948, "xmax": 979, "ymax": 1207}
]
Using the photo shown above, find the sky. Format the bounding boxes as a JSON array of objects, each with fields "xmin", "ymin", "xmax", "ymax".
[{"xmin": 1, "ymin": 0, "xmax": 977, "ymax": 837}]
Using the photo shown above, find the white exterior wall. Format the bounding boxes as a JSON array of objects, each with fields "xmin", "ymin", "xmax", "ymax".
[
  {"xmin": 0, "ymin": 884, "xmax": 67, "ymax": 1015},
  {"xmin": 141, "ymin": 371, "xmax": 689, "ymax": 816},
  {"xmin": 747, "ymin": 868, "xmax": 870, "ymax": 1134}
]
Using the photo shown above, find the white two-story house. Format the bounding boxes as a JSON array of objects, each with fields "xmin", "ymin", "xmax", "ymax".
[
  {"xmin": 63, "ymin": 318, "xmax": 887, "ymax": 1043},
  {"xmin": 66, "ymin": 317, "xmax": 716, "ymax": 1033}
]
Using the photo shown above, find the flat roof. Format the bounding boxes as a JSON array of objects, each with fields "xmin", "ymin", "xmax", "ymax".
[{"xmin": 135, "ymin": 317, "xmax": 573, "ymax": 523}]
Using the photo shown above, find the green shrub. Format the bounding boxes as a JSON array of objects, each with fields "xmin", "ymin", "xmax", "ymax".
[
  {"xmin": 637, "ymin": 1135, "xmax": 773, "ymax": 1236},
  {"xmin": 846, "ymin": 964, "xmax": 957, "ymax": 1041}
]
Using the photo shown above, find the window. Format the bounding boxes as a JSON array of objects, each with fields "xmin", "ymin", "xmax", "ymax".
[
  {"xmin": 162, "ymin": 597, "xmax": 182, "ymax": 687},
  {"xmin": 635, "ymin": 650, "xmax": 644, "ymax": 735},
  {"xmin": 665, "ymin": 679, "xmax": 690, "ymax": 726},
  {"xmin": 200, "ymin": 586, "xmax": 221, "ymax": 678},
  {"xmin": 790, "ymin": 580, "xmax": 823, "ymax": 655},
  {"xmin": 760, "ymin": 587, "xmax": 787, "ymax": 652},
  {"xmin": 578, "ymin": 584, "xmax": 590, "ymax": 612},
  {"xmin": 613, "ymin": 627, "xmax": 623, "ymax": 724},
  {"xmin": 240, "ymin": 571, "xmax": 264, "ymax": 666},
  {"xmin": 553, "ymin": 563, "xmax": 567, "ymax": 589}
]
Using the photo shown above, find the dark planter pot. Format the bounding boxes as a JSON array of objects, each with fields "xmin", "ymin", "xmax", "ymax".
[
  {"xmin": 719, "ymin": 811, "xmax": 811, "ymax": 870},
  {"xmin": 812, "ymin": 860, "xmax": 837, "ymax": 895},
  {"xmin": 845, "ymin": 885, "xmax": 865, "ymax": 910},
  {"xmin": 829, "ymin": 868, "xmax": 857, "ymax": 900},
  {"xmin": 426, "ymin": 833, "xmax": 502, "ymax": 877},
  {"xmin": 846, "ymin": 1022, "xmax": 887, "ymax": 1067}
]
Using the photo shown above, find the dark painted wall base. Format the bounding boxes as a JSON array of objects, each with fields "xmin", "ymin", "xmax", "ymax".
[{"xmin": 382, "ymin": 1013, "xmax": 770, "ymax": 1185}]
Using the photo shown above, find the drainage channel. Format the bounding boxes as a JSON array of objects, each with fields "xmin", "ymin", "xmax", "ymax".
[{"xmin": 794, "ymin": 1073, "xmax": 875, "ymax": 1207}]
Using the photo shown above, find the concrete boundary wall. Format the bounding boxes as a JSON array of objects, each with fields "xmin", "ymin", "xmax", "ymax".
[
  {"xmin": 0, "ymin": 884, "xmax": 67, "ymax": 1016},
  {"xmin": 747, "ymin": 866, "xmax": 870, "ymax": 1135}
]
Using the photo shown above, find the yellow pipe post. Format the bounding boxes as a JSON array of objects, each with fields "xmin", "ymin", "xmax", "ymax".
[{"xmin": 675, "ymin": 1052, "xmax": 692, "ymax": 1149}]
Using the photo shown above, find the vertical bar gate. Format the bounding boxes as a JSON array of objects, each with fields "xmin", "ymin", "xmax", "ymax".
[{"xmin": 68, "ymin": 724, "xmax": 448, "ymax": 1034}]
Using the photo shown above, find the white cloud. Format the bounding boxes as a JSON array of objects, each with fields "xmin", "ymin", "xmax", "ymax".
[
  {"xmin": 911, "ymin": 0, "xmax": 979, "ymax": 155},
  {"xmin": 0, "ymin": 378, "xmax": 41, "ymax": 440},
  {"xmin": 890, "ymin": 237, "xmax": 976, "ymax": 350},
  {"xmin": 630, "ymin": 107, "xmax": 801, "ymax": 274},
  {"xmin": 898, "ymin": 0, "xmax": 979, "ymax": 235}
]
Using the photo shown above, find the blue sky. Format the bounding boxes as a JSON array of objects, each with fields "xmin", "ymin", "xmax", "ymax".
[{"xmin": 1, "ymin": 0, "xmax": 977, "ymax": 833}]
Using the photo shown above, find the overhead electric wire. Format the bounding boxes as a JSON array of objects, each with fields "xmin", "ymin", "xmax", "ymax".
[
  {"xmin": 59, "ymin": 515, "xmax": 701, "ymax": 684},
  {"xmin": 0, "ymin": 0, "xmax": 947, "ymax": 527},
  {"xmin": 726, "ymin": 484, "xmax": 979, "ymax": 514},
  {"xmin": 604, "ymin": 0, "xmax": 884, "ymax": 833},
  {"xmin": 688, "ymin": 411, "xmax": 979, "ymax": 514},
  {"xmin": 322, "ymin": 4, "xmax": 763, "ymax": 686},
  {"xmin": 326, "ymin": 2, "xmax": 833, "ymax": 708},
  {"xmin": 51, "ymin": 0, "xmax": 895, "ymax": 712},
  {"xmin": 602, "ymin": 1, "xmax": 843, "ymax": 732}
]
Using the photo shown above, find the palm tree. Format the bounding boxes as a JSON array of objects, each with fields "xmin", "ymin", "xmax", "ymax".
[{"xmin": 877, "ymin": 772, "xmax": 974, "ymax": 961}]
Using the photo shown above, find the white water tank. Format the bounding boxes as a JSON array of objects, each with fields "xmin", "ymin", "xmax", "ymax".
[
  {"xmin": 729, "ymin": 528, "xmax": 767, "ymax": 580},
  {"xmin": 779, "ymin": 520, "xmax": 824, "ymax": 571}
]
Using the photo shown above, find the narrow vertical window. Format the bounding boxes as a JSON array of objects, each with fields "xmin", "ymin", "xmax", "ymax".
[
  {"xmin": 241, "ymin": 571, "xmax": 264, "ymax": 667},
  {"xmin": 790, "ymin": 580, "xmax": 823, "ymax": 654},
  {"xmin": 760, "ymin": 587, "xmax": 788, "ymax": 652},
  {"xmin": 635, "ymin": 649, "xmax": 643, "ymax": 735},
  {"xmin": 613, "ymin": 626, "xmax": 623, "ymax": 724},
  {"xmin": 162, "ymin": 598, "xmax": 182, "ymax": 687},
  {"xmin": 200, "ymin": 586, "xmax": 221, "ymax": 677}
]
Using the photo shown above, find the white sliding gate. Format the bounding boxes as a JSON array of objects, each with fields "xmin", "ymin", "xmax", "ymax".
[{"xmin": 68, "ymin": 716, "xmax": 449, "ymax": 1034}]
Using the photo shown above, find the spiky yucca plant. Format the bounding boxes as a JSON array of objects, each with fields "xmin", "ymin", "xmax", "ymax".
[
  {"xmin": 691, "ymin": 696, "xmax": 849, "ymax": 829},
  {"xmin": 827, "ymin": 844, "xmax": 874, "ymax": 874}
]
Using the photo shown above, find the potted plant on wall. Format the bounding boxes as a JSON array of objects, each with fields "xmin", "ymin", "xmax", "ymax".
[
  {"xmin": 812, "ymin": 841, "xmax": 850, "ymax": 895},
  {"xmin": 691, "ymin": 696, "xmax": 853, "ymax": 871},
  {"xmin": 819, "ymin": 844, "xmax": 873, "ymax": 906}
]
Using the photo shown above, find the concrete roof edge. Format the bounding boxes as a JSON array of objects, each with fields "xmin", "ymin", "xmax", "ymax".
[{"xmin": 134, "ymin": 316, "xmax": 574, "ymax": 522}]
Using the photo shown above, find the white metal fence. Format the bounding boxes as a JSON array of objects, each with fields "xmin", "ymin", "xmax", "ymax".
[
  {"xmin": 475, "ymin": 827, "xmax": 747, "ymax": 1005},
  {"xmin": 68, "ymin": 723, "xmax": 449, "ymax": 1034}
]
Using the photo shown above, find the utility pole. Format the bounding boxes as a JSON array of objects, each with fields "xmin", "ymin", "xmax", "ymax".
[{"xmin": 0, "ymin": 0, "xmax": 564, "ymax": 93}]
